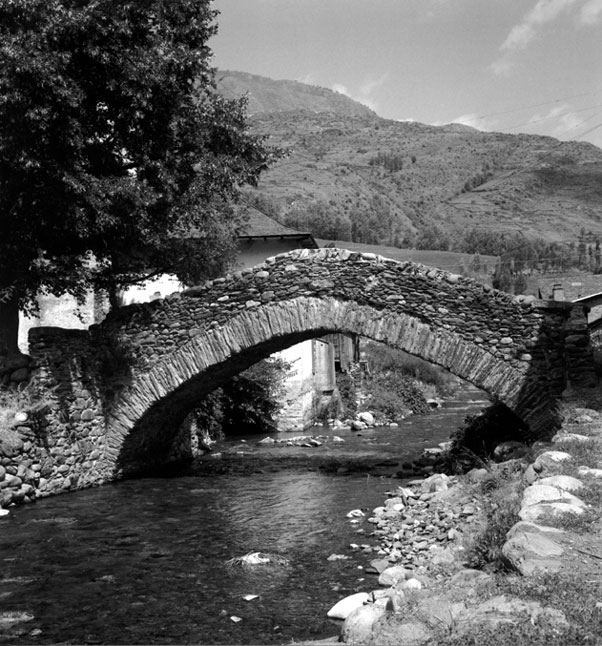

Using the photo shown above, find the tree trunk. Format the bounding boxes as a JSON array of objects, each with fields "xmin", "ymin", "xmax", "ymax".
[{"xmin": 0, "ymin": 291, "xmax": 21, "ymax": 359}]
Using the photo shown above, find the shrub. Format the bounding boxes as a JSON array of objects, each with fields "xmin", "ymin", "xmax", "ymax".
[{"xmin": 365, "ymin": 371, "xmax": 429, "ymax": 420}]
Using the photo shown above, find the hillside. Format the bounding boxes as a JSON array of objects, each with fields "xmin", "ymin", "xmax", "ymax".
[
  {"xmin": 217, "ymin": 70, "xmax": 375, "ymax": 118},
  {"xmin": 216, "ymin": 71, "xmax": 602, "ymax": 250}
]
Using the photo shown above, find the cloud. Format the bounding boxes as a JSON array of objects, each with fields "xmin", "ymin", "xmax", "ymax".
[
  {"xmin": 491, "ymin": 0, "xmax": 601, "ymax": 75},
  {"xmin": 580, "ymin": 0, "xmax": 602, "ymax": 23},
  {"xmin": 332, "ymin": 83, "xmax": 350, "ymax": 96},
  {"xmin": 500, "ymin": 0, "xmax": 578, "ymax": 53},
  {"xmin": 527, "ymin": 104, "xmax": 593, "ymax": 139},
  {"xmin": 331, "ymin": 73, "xmax": 389, "ymax": 113},
  {"xmin": 447, "ymin": 113, "xmax": 499, "ymax": 132}
]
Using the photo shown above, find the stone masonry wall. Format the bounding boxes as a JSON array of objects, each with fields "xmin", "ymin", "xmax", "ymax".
[{"xmin": 0, "ymin": 248, "xmax": 594, "ymax": 508}]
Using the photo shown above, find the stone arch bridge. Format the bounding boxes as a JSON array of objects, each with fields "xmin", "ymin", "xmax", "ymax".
[{"xmin": 28, "ymin": 248, "xmax": 596, "ymax": 494}]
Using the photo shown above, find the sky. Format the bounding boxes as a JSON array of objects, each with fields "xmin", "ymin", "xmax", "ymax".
[{"xmin": 210, "ymin": 0, "xmax": 602, "ymax": 149}]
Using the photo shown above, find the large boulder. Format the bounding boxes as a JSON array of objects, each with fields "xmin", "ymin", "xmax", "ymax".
[
  {"xmin": 502, "ymin": 521, "xmax": 565, "ymax": 575},
  {"xmin": 327, "ymin": 592, "xmax": 370, "ymax": 620},
  {"xmin": 341, "ymin": 601, "xmax": 387, "ymax": 644},
  {"xmin": 358, "ymin": 412, "xmax": 375, "ymax": 426},
  {"xmin": 521, "ymin": 484, "xmax": 581, "ymax": 507}
]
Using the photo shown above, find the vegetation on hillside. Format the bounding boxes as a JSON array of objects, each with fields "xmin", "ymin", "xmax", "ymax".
[
  {"xmin": 219, "ymin": 72, "xmax": 602, "ymax": 270},
  {"xmin": 240, "ymin": 109, "xmax": 602, "ymax": 255}
]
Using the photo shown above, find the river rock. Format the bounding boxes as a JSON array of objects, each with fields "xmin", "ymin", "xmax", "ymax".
[
  {"xmin": 521, "ymin": 484, "xmax": 579, "ymax": 507},
  {"xmin": 370, "ymin": 558, "xmax": 391, "ymax": 574},
  {"xmin": 502, "ymin": 521, "xmax": 565, "ymax": 575},
  {"xmin": 519, "ymin": 500, "xmax": 587, "ymax": 523},
  {"xmin": 552, "ymin": 432, "xmax": 591, "ymax": 444},
  {"xmin": 358, "ymin": 412, "xmax": 375, "ymax": 426},
  {"xmin": 341, "ymin": 602, "xmax": 387, "ymax": 644},
  {"xmin": 421, "ymin": 473, "xmax": 448, "ymax": 493},
  {"xmin": 327, "ymin": 592, "xmax": 370, "ymax": 619},
  {"xmin": 532, "ymin": 451, "xmax": 572, "ymax": 474},
  {"xmin": 537, "ymin": 475, "xmax": 583, "ymax": 492},
  {"xmin": 378, "ymin": 565, "xmax": 408, "ymax": 586}
]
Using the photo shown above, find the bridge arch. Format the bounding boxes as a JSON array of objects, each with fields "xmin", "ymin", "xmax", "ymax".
[
  {"xmin": 29, "ymin": 248, "xmax": 595, "ymax": 482},
  {"xmin": 110, "ymin": 296, "xmax": 546, "ymax": 474}
]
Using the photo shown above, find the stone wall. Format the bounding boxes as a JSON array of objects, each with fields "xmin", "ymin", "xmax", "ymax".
[{"xmin": 0, "ymin": 247, "xmax": 594, "ymax": 507}]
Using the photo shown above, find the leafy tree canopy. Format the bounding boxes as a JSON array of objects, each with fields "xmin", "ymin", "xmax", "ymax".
[{"xmin": 0, "ymin": 0, "xmax": 279, "ymax": 354}]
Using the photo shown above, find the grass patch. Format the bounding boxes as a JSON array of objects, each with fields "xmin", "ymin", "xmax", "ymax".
[
  {"xmin": 538, "ymin": 507, "xmax": 599, "ymax": 532},
  {"xmin": 553, "ymin": 437, "xmax": 602, "ymax": 470},
  {"xmin": 435, "ymin": 571, "xmax": 602, "ymax": 645},
  {"xmin": 463, "ymin": 469, "xmax": 523, "ymax": 572}
]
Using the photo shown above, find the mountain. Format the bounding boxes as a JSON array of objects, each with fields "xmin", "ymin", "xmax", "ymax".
[
  {"xmin": 217, "ymin": 70, "xmax": 376, "ymax": 118},
  {"xmin": 217, "ymin": 71, "xmax": 602, "ymax": 250}
]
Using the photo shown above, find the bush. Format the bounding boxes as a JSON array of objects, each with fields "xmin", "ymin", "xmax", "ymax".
[
  {"xmin": 365, "ymin": 372, "xmax": 429, "ymax": 421},
  {"xmin": 191, "ymin": 357, "xmax": 291, "ymax": 436},
  {"xmin": 364, "ymin": 342, "xmax": 456, "ymax": 396}
]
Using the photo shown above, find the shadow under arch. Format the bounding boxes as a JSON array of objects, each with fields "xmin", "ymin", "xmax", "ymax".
[{"xmin": 110, "ymin": 296, "xmax": 555, "ymax": 477}]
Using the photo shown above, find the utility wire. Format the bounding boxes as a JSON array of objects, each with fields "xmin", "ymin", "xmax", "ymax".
[
  {"xmin": 502, "ymin": 103, "xmax": 602, "ymax": 132},
  {"xmin": 472, "ymin": 90, "xmax": 601, "ymax": 121}
]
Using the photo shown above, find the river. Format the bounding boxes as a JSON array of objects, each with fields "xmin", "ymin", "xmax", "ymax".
[{"xmin": 0, "ymin": 388, "xmax": 489, "ymax": 645}]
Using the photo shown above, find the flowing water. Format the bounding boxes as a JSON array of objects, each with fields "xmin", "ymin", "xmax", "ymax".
[{"xmin": 0, "ymin": 389, "xmax": 489, "ymax": 645}]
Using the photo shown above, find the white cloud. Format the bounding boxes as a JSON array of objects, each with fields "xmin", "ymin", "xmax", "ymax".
[
  {"xmin": 448, "ymin": 113, "xmax": 499, "ymax": 132},
  {"xmin": 332, "ymin": 83, "xmax": 350, "ymax": 96},
  {"xmin": 580, "ymin": 0, "xmax": 602, "ymax": 23},
  {"xmin": 297, "ymin": 73, "xmax": 318, "ymax": 85},
  {"xmin": 499, "ymin": 0, "xmax": 578, "ymax": 54},
  {"xmin": 528, "ymin": 104, "xmax": 594, "ymax": 139},
  {"xmin": 330, "ymin": 73, "xmax": 389, "ymax": 113},
  {"xmin": 491, "ymin": 0, "xmax": 600, "ymax": 75}
]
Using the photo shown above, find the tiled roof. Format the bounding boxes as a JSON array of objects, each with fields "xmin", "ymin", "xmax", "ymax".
[{"xmin": 236, "ymin": 206, "xmax": 316, "ymax": 243}]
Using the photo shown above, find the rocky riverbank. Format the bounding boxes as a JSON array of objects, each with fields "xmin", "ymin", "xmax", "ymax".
[{"xmin": 316, "ymin": 399, "xmax": 602, "ymax": 645}]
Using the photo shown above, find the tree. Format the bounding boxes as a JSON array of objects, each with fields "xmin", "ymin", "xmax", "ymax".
[{"xmin": 0, "ymin": 0, "xmax": 279, "ymax": 359}]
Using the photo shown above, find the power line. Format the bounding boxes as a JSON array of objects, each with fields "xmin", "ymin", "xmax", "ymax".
[
  {"xmin": 472, "ymin": 90, "xmax": 601, "ymax": 121},
  {"xmin": 501, "ymin": 103, "xmax": 602, "ymax": 132}
]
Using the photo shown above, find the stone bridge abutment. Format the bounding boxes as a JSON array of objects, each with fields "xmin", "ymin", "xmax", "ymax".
[{"xmin": 5, "ymin": 248, "xmax": 595, "ymax": 502}]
